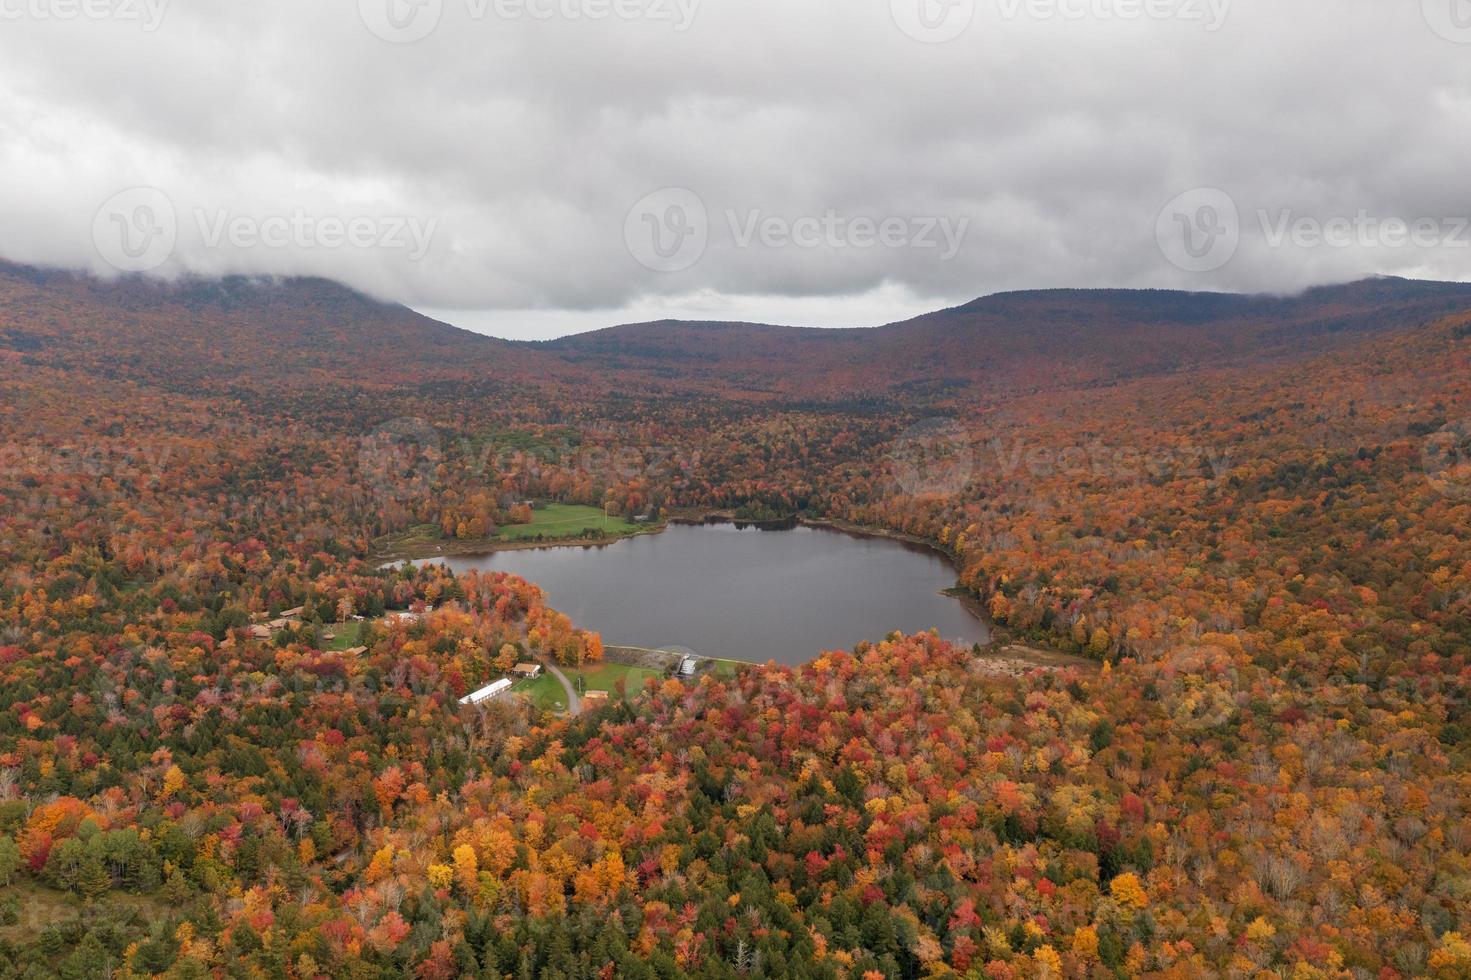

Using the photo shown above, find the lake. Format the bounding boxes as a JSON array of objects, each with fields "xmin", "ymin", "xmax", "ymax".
[{"xmin": 430, "ymin": 522, "xmax": 990, "ymax": 665}]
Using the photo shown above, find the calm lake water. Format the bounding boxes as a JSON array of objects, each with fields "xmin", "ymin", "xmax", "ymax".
[{"xmin": 431, "ymin": 523, "xmax": 989, "ymax": 665}]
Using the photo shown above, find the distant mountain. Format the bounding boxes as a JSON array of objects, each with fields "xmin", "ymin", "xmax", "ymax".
[
  {"xmin": 0, "ymin": 261, "xmax": 530, "ymax": 394},
  {"xmin": 5, "ymin": 260, "xmax": 1471, "ymax": 406},
  {"xmin": 546, "ymin": 277, "xmax": 1471, "ymax": 400}
]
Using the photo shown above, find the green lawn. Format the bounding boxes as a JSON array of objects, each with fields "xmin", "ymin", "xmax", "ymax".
[
  {"xmin": 511, "ymin": 673, "xmax": 568, "ymax": 712},
  {"xmin": 376, "ymin": 506, "xmax": 651, "ymax": 561},
  {"xmin": 498, "ymin": 504, "xmax": 641, "ymax": 542},
  {"xmin": 573, "ymin": 662, "xmax": 662, "ymax": 699},
  {"xmin": 509, "ymin": 659, "xmax": 745, "ymax": 714},
  {"xmin": 326, "ymin": 620, "xmax": 365, "ymax": 651}
]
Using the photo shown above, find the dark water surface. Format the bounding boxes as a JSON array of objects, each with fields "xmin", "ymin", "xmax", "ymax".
[{"xmin": 432, "ymin": 523, "xmax": 989, "ymax": 665}]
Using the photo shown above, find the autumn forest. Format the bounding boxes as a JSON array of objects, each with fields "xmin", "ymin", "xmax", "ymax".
[{"xmin": 1, "ymin": 263, "xmax": 1470, "ymax": 979}]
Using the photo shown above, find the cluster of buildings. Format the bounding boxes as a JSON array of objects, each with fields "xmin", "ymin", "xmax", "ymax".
[
  {"xmin": 227, "ymin": 604, "xmax": 413, "ymax": 653},
  {"xmin": 459, "ymin": 661, "xmax": 544, "ymax": 706},
  {"xmin": 227, "ymin": 600, "xmax": 606, "ymax": 713}
]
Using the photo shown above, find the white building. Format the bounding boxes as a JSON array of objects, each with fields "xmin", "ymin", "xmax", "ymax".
[{"xmin": 460, "ymin": 679, "xmax": 513, "ymax": 706}]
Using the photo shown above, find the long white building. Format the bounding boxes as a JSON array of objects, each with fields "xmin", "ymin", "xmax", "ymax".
[{"xmin": 460, "ymin": 678, "xmax": 513, "ymax": 706}]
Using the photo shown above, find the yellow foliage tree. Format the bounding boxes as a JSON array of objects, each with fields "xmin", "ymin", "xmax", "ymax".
[
  {"xmin": 364, "ymin": 845, "xmax": 394, "ymax": 884},
  {"xmin": 452, "ymin": 844, "xmax": 479, "ymax": 896},
  {"xmin": 1110, "ymin": 871, "xmax": 1148, "ymax": 910},
  {"xmin": 160, "ymin": 765, "xmax": 187, "ymax": 800}
]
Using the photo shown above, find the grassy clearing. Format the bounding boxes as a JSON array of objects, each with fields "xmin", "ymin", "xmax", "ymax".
[
  {"xmin": 0, "ymin": 882, "xmax": 78, "ymax": 943},
  {"xmin": 497, "ymin": 504, "xmax": 641, "ymax": 542},
  {"xmin": 511, "ymin": 673, "xmax": 568, "ymax": 712},
  {"xmin": 387, "ymin": 523, "xmax": 445, "ymax": 551},
  {"xmin": 0, "ymin": 881, "xmax": 171, "ymax": 944},
  {"xmin": 573, "ymin": 662, "xmax": 662, "ymax": 698},
  {"xmin": 326, "ymin": 620, "xmax": 365, "ymax": 651},
  {"xmin": 375, "ymin": 504, "xmax": 655, "ymax": 562}
]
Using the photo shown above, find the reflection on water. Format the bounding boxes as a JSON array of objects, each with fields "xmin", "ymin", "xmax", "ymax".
[{"xmin": 430, "ymin": 522, "xmax": 989, "ymax": 666}]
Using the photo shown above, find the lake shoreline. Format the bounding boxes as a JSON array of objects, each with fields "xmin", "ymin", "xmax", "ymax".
[
  {"xmin": 381, "ymin": 509, "xmax": 952, "ymax": 565},
  {"xmin": 380, "ymin": 510, "xmax": 1088, "ymax": 670},
  {"xmin": 373, "ymin": 522, "xmax": 667, "ymax": 564}
]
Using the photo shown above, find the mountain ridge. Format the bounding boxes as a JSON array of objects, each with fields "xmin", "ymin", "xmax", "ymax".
[{"xmin": 6, "ymin": 258, "xmax": 1471, "ymax": 403}]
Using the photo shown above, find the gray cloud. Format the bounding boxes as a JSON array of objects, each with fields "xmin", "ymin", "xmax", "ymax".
[{"xmin": 1, "ymin": 0, "xmax": 1469, "ymax": 339}]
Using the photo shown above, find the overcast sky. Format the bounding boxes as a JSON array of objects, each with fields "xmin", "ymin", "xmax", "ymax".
[{"xmin": 1, "ymin": 0, "xmax": 1469, "ymax": 339}]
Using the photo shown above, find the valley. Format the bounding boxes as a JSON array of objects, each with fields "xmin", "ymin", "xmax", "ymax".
[{"xmin": 0, "ymin": 263, "xmax": 1468, "ymax": 977}]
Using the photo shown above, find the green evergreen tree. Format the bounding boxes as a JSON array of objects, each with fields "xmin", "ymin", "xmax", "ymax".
[
  {"xmin": 0, "ymin": 837, "xmax": 19, "ymax": 886},
  {"xmin": 76, "ymin": 855, "xmax": 111, "ymax": 902},
  {"xmin": 58, "ymin": 934, "xmax": 110, "ymax": 980},
  {"xmin": 163, "ymin": 868, "xmax": 190, "ymax": 905}
]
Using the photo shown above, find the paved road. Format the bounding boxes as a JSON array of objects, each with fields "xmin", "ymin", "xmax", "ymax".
[{"xmin": 537, "ymin": 656, "xmax": 581, "ymax": 715}]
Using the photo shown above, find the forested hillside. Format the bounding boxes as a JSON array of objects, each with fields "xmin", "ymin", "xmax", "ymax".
[{"xmin": 0, "ymin": 262, "xmax": 1469, "ymax": 977}]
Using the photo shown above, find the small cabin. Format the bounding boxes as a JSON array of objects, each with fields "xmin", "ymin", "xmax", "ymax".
[
  {"xmin": 512, "ymin": 663, "xmax": 543, "ymax": 679},
  {"xmin": 460, "ymin": 679, "xmax": 513, "ymax": 706},
  {"xmin": 679, "ymin": 657, "xmax": 698, "ymax": 677}
]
